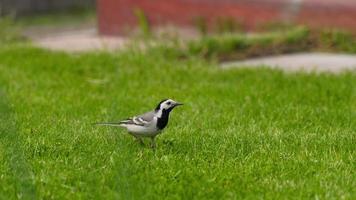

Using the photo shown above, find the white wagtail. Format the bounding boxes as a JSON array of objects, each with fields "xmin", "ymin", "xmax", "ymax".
[{"xmin": 96, "ymin": 99, "xmax": 183, "ymax": 147}]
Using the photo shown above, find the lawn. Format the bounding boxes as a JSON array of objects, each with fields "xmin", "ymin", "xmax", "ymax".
[{"xmin": 0, "ymin": 43, "xmax": 355, "ymax": 199}]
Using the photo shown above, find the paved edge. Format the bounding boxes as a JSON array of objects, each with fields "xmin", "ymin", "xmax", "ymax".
[{"xmin": 220, "ymin": 53, "xmax": 356, "ymax": 74}]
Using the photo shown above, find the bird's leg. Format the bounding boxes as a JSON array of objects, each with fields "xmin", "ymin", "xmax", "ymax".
[
  {"xmin": 150, "ymin": 137, "xmax": 156, "ymax": 149},
  {"xmin": 134, "ymin": 136, "xmax": 144, "ymax": 146}
]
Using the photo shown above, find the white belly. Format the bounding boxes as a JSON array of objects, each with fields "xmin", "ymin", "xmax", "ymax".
[
  {"xmin": 122, "ymin": 117, "xmax": 160, "ymax": 137},
  {"xmin": 127, "ymin": 124, "xmax": 158, "ymax": 134}
]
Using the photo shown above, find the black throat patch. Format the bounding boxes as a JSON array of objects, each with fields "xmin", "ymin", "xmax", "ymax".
[{"xmin": 156, "ymin": 108, "xmax": 173, "ymax": 130}]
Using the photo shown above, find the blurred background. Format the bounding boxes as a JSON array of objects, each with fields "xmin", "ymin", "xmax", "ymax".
[
  {"xmin": 1, "ymin": 0, "xmax": 356, "ymax": 33},
  {"xmin": 0, "ymin": 0, "xmax": 94, "ymax": 15},
  {"xmin": 0, "ymin": 0, "xmax": 355, "ymax": 60},
  {"xmin": 97, "ymin": 0, "xmax": 356, "ymax": 35}
]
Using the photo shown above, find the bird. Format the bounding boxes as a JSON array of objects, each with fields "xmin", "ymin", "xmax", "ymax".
[{"xmin": 96, "ymin": 99, "xmax": 183, "ymax": 148}]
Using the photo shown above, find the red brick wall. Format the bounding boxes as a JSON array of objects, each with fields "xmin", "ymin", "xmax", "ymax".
[
  {"xmin": 298, "ymin": 0, "xmax": 356, "ymax": 31},
  {"xmin": 97, "ymin": 0, "xmax": 356, "ymax": 35}
]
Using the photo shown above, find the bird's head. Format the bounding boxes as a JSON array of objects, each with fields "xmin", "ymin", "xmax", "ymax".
[{"xmin": 155, "ymin": 99, "xmax": 183, "ymax": 113}]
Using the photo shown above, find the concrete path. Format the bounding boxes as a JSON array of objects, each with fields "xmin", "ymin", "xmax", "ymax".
[
  {"xmin": 25, "ymin": 26, "xmax": 356, "ymax": 74},
  {"xmin": 28, "ymin": 28, "xmax": 128, "ymax": 52},
  {"xmin": 221, "ymin": 53, "xmax": 356, "ymax": 73},
  {"xmin": 26, "ymin": 25, "xmax": 198, "ymax": 52}
]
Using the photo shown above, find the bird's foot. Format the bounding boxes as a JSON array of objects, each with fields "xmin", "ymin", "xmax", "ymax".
[
  {"xmin": 150, "ymin": 138, "xmax": 156, "ymax": 149},
  {"xmin": 134, "ymin": 137, "xmax": 145, "ymax": 146}
]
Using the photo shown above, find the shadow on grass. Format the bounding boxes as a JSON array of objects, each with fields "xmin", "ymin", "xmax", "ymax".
[{"xmin": 0, "ymin": 90, "xmax": 37, "ymax": 199}]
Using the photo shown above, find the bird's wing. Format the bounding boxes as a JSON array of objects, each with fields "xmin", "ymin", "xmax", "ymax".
[
  {"xmin": 96, "ymin": 118, "xmax": 145, "ymax": 127},
  {"xmin": 136, "ymin": 110, "xmax": 156, "ymax": 122},
  {"xmin": 119, "ymin": 110, "xmax": 156, "ymax": 126},
  {"xmin": 95, "ymin": 111, "xmax": 156, "ymax": 127}
]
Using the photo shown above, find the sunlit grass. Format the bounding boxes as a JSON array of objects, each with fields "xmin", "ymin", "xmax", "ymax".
[{"xmin": 0, "ymin": 44, "xmax": 355, "ymax": 199}]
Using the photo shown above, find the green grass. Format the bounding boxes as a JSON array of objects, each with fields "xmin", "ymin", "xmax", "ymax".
[
  {"xmin": 187, "ymin": 26, "xmax": 310, "ymax": 60},
  {"xmin": 0, "ymin": 18, "xmax": 26, "ymax": 45},
  {"xmin": 183, "ymin": 27, "xmax": 356, "ymax": 61},
  {"xmin": 0, "ymin": 44, "xmax": 355, "ymax": 199}
]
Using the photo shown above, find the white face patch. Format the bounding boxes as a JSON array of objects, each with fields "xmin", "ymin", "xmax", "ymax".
[
  {"xmin": 160, "ymin": 99, "xmax": 176, "ymax": 110},
  {"xmin": 155, "ymin": 99, "xmax": 177, "ymax": 117}
]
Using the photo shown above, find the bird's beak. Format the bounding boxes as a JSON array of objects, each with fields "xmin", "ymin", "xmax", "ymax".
[{"xmin": 174, "ymin": 102, "xmax": 184, "ymax": 106}]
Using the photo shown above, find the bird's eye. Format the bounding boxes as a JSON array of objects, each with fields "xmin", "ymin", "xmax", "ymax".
[{"xmin": 167, "ymin": 102, "xmax": 171, "ymax": 105}]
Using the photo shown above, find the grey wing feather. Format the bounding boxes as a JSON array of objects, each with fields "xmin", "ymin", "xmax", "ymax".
[
  {"xmin": 136, "ymin": 110, "xmax": 155, "ymax": 122},
  {"xmin": 96, "ymin": 111, "xmax": 156, "ymax": 127},
  {"xmin": 119, "ymin": 110, "xmax": 156, "ymax": 126}
]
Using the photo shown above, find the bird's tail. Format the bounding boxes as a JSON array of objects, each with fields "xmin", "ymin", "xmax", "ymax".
[{"xmin": 94, "ymin": 122, "xmax": 124, "ymax": 127}]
